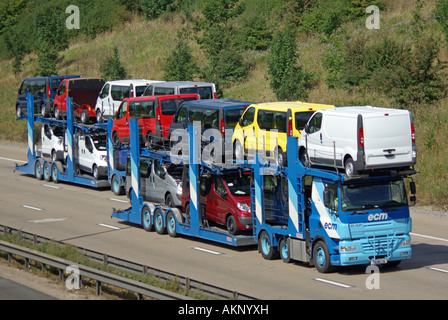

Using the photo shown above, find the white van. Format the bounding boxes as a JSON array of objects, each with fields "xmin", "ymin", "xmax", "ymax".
[
  {"xmin": 298, "ymin": 106, "xmax": 417, "ymax": 177},
  {"xmin": 41, "ymin": 124, "xmax": 65, "ymax": 161},
  {"xmin": 143, "ymin": 81, "xmax": 217, "ymax": 100},
  {"xmin": 95, "ymin": 79, "xmax": 164, "ymax": 122}
]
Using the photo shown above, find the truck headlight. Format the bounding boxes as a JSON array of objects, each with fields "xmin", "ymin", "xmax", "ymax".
[
  {"xmin": 340, "ymin": 246, "xmax": 356, "ymax": 252},
  {"xmin": 237, "ymin": 202, "xmax": 251, "ymax": 213},
  {"xmin": 401, "ymin": 240, "xmax": 411, "ymax": 246}
]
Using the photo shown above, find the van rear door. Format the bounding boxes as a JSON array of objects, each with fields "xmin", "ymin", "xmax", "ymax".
[{"xmin": 363, "ymin": 111, "xmax": 414, "ymax": 168}]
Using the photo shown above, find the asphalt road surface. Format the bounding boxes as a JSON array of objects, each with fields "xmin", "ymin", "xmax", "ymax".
[{"xmin": 1, "ymin": 142, "xmax": 448, "ymax": 300}]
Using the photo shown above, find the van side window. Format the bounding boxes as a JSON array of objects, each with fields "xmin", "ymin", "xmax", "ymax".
[
  {"xmin": 215, "ymin": 176, "xmax": 227, "ymax": 198},
  {"xmin": 307, "ymin": 113, "xmax": 322, "ymax": 134},
  {"xmin": 258, "ymin": 110, "xmax": 286, "ymax": 133},
  {"xmin": 19, "ymin": 81, "xmax": 27, "ymax": 94},
  {"xmin": 111, "ymin": 85, "xmax": 130, "ymax": 101},
  {"xmin": 44, "ymin": 125, "xmax": 51, "ymax": 139},
  {"xmin": 241, "ymin": 107, "xmax": 255, "ymax": 127},
  {"xmin": 295, "ymin": 111, "xmax": 314, "ymax": 131},
  {"xmin": 58, "ymin": 82, "xmax": 66, "ymax": 96},
  {"xmin": 100, "ymin": 84, "xmax": 110, "ymax": 99},
  {"xmin": 154, "ymin": 87, "xmax": 175, "ymax": 95},
  {"xmin": 144, "ymin": 85, "xmax": 153, "ymax": 96},
  {"xmin": 117, "ymin": 101, "xmax": 128, "ymax": 119}
]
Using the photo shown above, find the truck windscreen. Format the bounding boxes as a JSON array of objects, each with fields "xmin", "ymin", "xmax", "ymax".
[{"xmin": 341, "ymin": 180, "xmax": 407, "ymax": 212}]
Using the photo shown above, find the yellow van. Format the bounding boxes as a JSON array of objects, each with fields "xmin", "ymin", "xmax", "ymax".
[{"xmin": 232, "ymin": 101, "xmax": 335, "ymax": 166}]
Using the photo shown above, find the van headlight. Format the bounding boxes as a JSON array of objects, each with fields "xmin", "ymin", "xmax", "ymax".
[{"xmin": 237, "ymin": 202, "xmax": 251, "ymax": 213}]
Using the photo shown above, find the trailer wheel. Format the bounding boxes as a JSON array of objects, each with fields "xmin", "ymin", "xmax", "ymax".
[
  {"xmin": 51, "ymin": 162, "xmax": 61, "ymax": 183},
  {"xmin": 43, "ymin": 161, "xmax": 52, "ymax": 182},
  {"xmin": 166, "ymin": 211, "xmax": 178, "ymax": 237},
  {"xmin": 313, "ymin": 241, "xmax": 334, "ymax": 273},
  {"xmin": 111, "ymin": 175, "xmax": 124, "ymax": 195},
  {"xmin": 34, "ymin": 160, "xmax": 44, "ymax": 180},
  {"xmin": 279, "ymin": 237, "xmax": 291, "ymax": 263},
  {"xmin": 154, "ymin": 208, "xmax": 166, "ymax": 234},
  {"xmin": 258, "ymin": 230, "xmax": 279, "ymax": 260},
  {"xmin": 141, "ymin": 205, "xmax": 153, "ymax": 232}
]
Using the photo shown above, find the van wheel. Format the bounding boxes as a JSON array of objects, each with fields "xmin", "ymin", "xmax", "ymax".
[
  {"xmin": 226, "ymin": 215, "xmax": 239, "ymax": 235},
  {"xmin": 165, "ymin": 193, "xmax": 174, "ymax": 208},
  {"xmin": 145, "ymin": 132, "xmax": 154, "ymax": 149},
  {"xmin": 96, "ymin": 110, "xmax": 103, "ymax": 123},
  {"xmin": 299, "ymin": 148, "xmax": 310, "ymax": 167},
  {"xmin": 233, "ymin": 140, "xmax": 245, "ymax": 161},
  {"xmin": 16, "ymin": 107, "xmax": 23, "ymax": 119},
  {"xmin": 344, "ymin": 157, "xmax": 357, "ymax": 177},
  {"xmin": 81, "ymin": 110, "xmax": 90, "ymax": 124},
  {"xmin": 113, "ymin": 132, "xmax": 121, "ymax": 149},
  {"xmin": 40, "ymin": 105, "xmax": 48, "ymax": 117},
  {"xmin": 275, "ymin": 147, "xmax": 286, "ymax": 167},
  {"xmin": 93, "ymin": 165, "xmax": 100, "ymax": 180}
]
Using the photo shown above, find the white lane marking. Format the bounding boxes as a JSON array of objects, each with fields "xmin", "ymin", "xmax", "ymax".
[
  {"xmin": 98, "ymin": 223, "xmax": 121, "ymax": 230},
  {"xmin": 411, "ymin": 233, "xmax": 448, "ymax": 243},
  {"xmin": 313, "ymin": 278, "xmax": 352, "ymax": 288},
  {"xmin": 28, "ymin": 218, "xmax": 66, "ymax": 223},
  {"xmin": 428, "ymin": 267, "xmax": 448, "ymax": 274},
  {"xmin": 22, "ymin": 205, "xmax": 43, "ymax": 211},
  {"xmin": 108, "ymin": 198, "xmax": 128, "ymax": 203},
  {"xmin": 192, "ymin": 247, "xmax": 223, "ymax": 255},
  {"xmin": 0, "ymin": 156, "xmax": 26, "ymax": 164},
  {"xmin": 43, "ymin": 184, "xmax": 61, "ymax": 189}
]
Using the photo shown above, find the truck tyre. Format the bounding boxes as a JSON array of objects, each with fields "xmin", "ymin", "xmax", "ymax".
[
  {"xmin": 258, "ymin": 230, "xmax": 279, "ymax": 260},
  {"xmin": 279, "ymin": 238, "xmax": 291, "ymax": 263},
  {"xmin": 51, "ymin": 162, "xmax": 61, "ymax": 183},
  {"xmin": 141, "ymin": 205, "xmax": 153, "ymax": 232},
  {"xmin": 111, "ymin": 175, "xmax": 124, "ymax": 195},
  {"xmin": 313, "ymin": 241, "xmax": 334, "ymax": 273},
  {"xmin": 34, "ymin": 160, "xmax": 43, "ymax": 180},
  {"xmin": 166, "ymin": 211, "xmax": 178, "ymax": 237},
  {"xmin": 43, "ymin": 161, "xmax": 52, "ymax": 182},
  {"xmin": 154, "ymin": 208, "xmax": 166, "ymax": 234}
]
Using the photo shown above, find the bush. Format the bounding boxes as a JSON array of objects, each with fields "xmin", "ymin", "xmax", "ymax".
[
  {"xmin": 267, "ymin": 27, "xmax": 316, "ymax": 101},
  {"xmin": 101, "ymin": 47, "xmax": 128, "ymax": 81},
  {"xmin": 163, "ymin": 33, "xmax": 198, "ymax": 81}
]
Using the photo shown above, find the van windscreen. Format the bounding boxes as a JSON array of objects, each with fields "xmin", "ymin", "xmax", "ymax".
[
  {"xmin": 223, "ymin": 174, "xmax": 251, "ymax": 197},
  {"xmin": 180, "ymin": 87, "xmax": 213, "ymax": 99},
  {"xmin": 225, "ymin": 108, "xmax": 246, "ymax": 128}
]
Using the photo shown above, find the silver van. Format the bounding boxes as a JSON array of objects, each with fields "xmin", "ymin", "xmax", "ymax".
[
  {"xmin": 125, "ymin": 157, "xmax": 183, "ymax": 207},
  {"xmin": 143, "ymin": 81, "xmax": 217, "ymax": 100}
]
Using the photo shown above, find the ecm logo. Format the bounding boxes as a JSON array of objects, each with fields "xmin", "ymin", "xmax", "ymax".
[
  {"xmin": 368, "ymin": 212, "xmax": 388, "ymax": 221},
  {"xmin": 324, "ymin": 222, "xmax": 337, "ymax": 230}
]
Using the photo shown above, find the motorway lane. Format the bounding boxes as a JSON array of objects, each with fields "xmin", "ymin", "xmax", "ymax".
[{"xmin": 1, "ymin": 143, "xmax": 448, "ymax": 299}]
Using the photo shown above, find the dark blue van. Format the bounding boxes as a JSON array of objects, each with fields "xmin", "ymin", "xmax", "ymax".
[
  {"xmin": 15, "ymin": 75, "xmax": 81, "ymax": 118},
  {"xmin": 168, "ymin": 99, "xmax": 254, "ymax": 163}
]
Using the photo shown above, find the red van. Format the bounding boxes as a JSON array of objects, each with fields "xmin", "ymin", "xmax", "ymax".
[
  {"xmin": 181, "ymin": 167, "xmax": 252, "ymax": 235},
  {"xmin": 53, "ymin": 77, "xmax": 105, "ymax": 123},
  {"xmin": 112, "ymin": 94, "xmax": 198, "ymax": 148}
]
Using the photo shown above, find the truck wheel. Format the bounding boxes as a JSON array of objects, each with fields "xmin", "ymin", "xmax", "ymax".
[
  {"xmin": 154, "ymin": 208, "xmax": 166, "ymax": 234},
  {"xmin": 141, "ymin": 205, "xmax": 153, "ymax": 232},
  {"xmin": 226, "ymin": 215, "xmax": 239, "ymax": 235},
  {"xmin": 313, "ymin": 241, "xmax": 334, "ymax": 273},
  {"xmin": 344, "ymin": 157, "xmax": 357, "ymax": 177},
  {"xmin": 258, "ymin": 230, "xmax": 279, "ymax": 260},
  {"xmin": 111, "ymin": 175, "xmax": 124, "ymax": 195},
  {"xmin": 279, "ymin": 238, "xmax": 291, "ymax": 263},
  {"xmin": 51, "ymin": 162, "xmax": 60, "ymax": 183},
  {"xmin": 43, "ymin": 161, "xmax": 52, "ymax": 182},
  {"xmin": 34, "ymin": 160, "xmax": 43, "ymax": 180},
  {"xmin": 166, "ymin": 211, "xmax": 178, "ymax": 237}
]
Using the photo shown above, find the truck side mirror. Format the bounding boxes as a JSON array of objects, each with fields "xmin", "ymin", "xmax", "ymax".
[
  {"xmin": 323, "ymin": 189, "xmax": 331, "ymax": 208},
  {"xmin": 410, "ymin": 181, "xmax": 416, "ymax": 195}
]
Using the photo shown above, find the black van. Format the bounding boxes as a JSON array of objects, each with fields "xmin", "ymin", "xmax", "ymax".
[
  {"xmin": 168, "ymin": 99, "xmax": 254, "ymax": 163},
  {"xmin": 15, "ymin": 75, "xmax": 81, "ymax": 118}
]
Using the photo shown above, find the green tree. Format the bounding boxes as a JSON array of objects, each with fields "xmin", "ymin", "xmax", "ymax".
[
  {"xmin": 163, "ymin": 33, "xmax": 198, "ymax": 81},
  {"xmin": 267, "ymin": 27, "xmax": 315, "ymax": 101},
  {"xmin": 101, "ymin": 47, "xmax": 128, "ymax": 81},
  {"xmin": 33, "ymin": 5, "xmax": 69, "ymax": 76}
]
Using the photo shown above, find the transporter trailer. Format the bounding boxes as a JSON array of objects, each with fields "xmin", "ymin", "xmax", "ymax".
[
  {"xmin": 112, "ymin": 118, "xmax": 416, "ymax": 272},
  {"xmin": 15, "ymin": 93, "xmax": 112, "ymax": 188}
]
